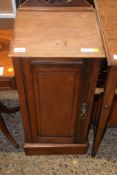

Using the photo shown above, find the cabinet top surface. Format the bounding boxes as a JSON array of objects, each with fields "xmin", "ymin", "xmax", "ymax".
[
  {"xmin": 10, "ymin": 9, "xmax": 105, "ymax": 58},
  {"xmin": 94, "ymin": 0, "xmax": 117, "ymax": 65}
]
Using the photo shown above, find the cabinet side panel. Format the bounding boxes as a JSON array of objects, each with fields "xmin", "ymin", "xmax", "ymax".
[{"xmin": 12, "ymin": 58, "xmax": 32, "ymax": 142}]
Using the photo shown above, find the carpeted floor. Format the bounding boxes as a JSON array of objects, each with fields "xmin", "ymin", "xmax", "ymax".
[{"xmin": 0, "ymin": 92, "xmax": 117, "ymax": 175}]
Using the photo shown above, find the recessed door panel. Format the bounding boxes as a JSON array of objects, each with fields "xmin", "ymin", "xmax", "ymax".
[
  {"xmin": 22, "ymin": 60, "xmax": 89, "ymax": 143},
  {"xmin": 33, "ymin": 71, "xmax": 79, "ymax": 138}
]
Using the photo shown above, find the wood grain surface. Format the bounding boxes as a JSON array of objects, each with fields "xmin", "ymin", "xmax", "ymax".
[
  {"xmin": 10, "ymin": 9, "xmax": 104, "ymax": 58},
  {"xmin": 0, "ymin": 30, "xmax": 14, "ymax": 77},
  {"xmin": 94, "ymin": 0, "xmax": 117, "ymax": 65}
]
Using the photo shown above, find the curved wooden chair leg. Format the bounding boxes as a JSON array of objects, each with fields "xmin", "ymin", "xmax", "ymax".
[
  {"xmin": 0, "ymin": 115, "xmax": 19, "ymax": 148},
  {"xmin": 0, "ymin": 101, "xmax": 20, "ymax": 114}
]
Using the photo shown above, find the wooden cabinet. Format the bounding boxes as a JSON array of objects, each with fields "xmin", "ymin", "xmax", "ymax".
[
  {"xmin": 10, "ymin": 8, "xmax": 105, "ymax": 155},
  {"xmin": 23, "ymin": 59, "xmax": 87, "ymax": 143},
  {"xmin": 16, "ymin": 58, "xmax": 97, "ymax": 144},
  {"xmin": 14, "ymin": 57, "xmax": 102, "ymax": 155}
]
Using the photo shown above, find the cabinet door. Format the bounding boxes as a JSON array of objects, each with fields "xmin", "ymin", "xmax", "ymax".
[{"xmin": 21, "ymin": 59, "xmax": 91, "ymax": 144}]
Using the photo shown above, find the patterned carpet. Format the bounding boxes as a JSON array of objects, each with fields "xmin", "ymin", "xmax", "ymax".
[{"xmin": 0, "ymin": 96, "xmax": 117, "ymax": 175}]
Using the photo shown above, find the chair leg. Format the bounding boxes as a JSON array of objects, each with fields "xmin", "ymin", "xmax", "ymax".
[
  {"xmin": 0, "ymin": 115, "xmax": 19, "ymax": 148},
  {"xmin": 0, "ymin": 101, "xmax": 20, "ymax": 113}
]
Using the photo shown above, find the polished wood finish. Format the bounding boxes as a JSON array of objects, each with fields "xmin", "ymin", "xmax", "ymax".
[
  {"xmin": 24, "ymin": 143, "xmax": 88, "ymax": 155},
  {"xmin": 0, "ymin": 30, "xmax": 14, "ymax": 77},
  {"xmin": 94, "ymin": 0, "xmax": 117, "ymax": 66},
  {"xmin": 0, "ymin": 20, "xmax": 16, "ymax": 89},
  {"xmin": 27, "ymin": 60, "xmax": 85, "ymax": 143},
  {"xmin": 92, "ymin": 0, "xmax": 117, "ymax": 156},
  {"xmin": 13, "ymin": 58, "xmax": 102, "ymax": 154},
  {"xmin": 10, "ymin": 9, "xmax": 104, "ymax": 58},
  {"xmin": 11, "ymin": 8, "xmax": 105, "ymax": 155},
  {"xmin": 21, "ymin": 58, "xmax": 100, "ymax": 144}
]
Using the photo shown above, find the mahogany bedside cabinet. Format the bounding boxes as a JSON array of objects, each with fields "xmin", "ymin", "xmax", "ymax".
[
  {"xmin": 92, "ymin": 0, "xmax": 117, "ymax": 156},
  {"xmin": 10, "ymin": 4, "xmax": 105, "ymax": 155}
]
